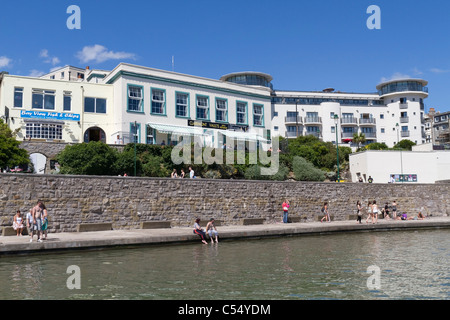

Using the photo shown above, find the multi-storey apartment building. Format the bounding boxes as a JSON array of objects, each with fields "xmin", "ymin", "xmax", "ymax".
[
  {"xmin": 272, "ymin": 78, "xmax": 429, "ymax": 148},
  {"xmin": 0, "ymin": 64, "xmax": 431, "ymax": 153}
]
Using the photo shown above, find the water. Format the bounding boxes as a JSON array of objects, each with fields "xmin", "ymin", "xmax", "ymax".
[{"xmin": 0, "ymin": 229, "xmax": 448, "ymax": 300}]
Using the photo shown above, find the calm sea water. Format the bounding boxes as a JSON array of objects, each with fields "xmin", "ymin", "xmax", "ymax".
[{"xmin": 0, "ymin": 229, "xmax": 448, "ymax": 300}]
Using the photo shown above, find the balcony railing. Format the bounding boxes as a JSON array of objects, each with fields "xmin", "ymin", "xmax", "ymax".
[
  {"xmin": 304, "ymin": 116, "xmax": 322, "ymax": 124},
  {"xmin": 364, "ymin": 132, "xmax": 377, "ymax": 139},
  {"xmin": 286, "ymin": 130, "xmax": 302, "ymax": 138},
  {"xmin": 400, "ymin": 117, "xmax": 409, "ymax": 123},
  {"xmin": 340, "ymin": 117, "xmax": 358, "ymax": 125},
  {"xmin": 305, "ymin": 131, "xmax": 321, "ymax": 138},
  {"xmin": 285, "ymin": 116, "xmax": 302, "ymax": 124},
  {"xmin": 342, "ymin": 132, "xmax": 357, "ymax": 139},
  {"xmin": 359, "ymin": 118, "xmax": 376, "ymax": 125},
  {"xmin": 399, "ymin": 103, "xmax": 408, "ymax": 109},
  {"xmin": 401, "ymin": 131, "xmax": 410, "ymax": 137}
]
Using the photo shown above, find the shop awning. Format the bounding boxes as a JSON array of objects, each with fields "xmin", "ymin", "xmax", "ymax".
[
  {"xmin": 219, "ymin": 130, "xmax": 269, "ymax": 143},
  {"xmin": 147, "ymin": 123, "xmax": 206, "ymax": 137}
]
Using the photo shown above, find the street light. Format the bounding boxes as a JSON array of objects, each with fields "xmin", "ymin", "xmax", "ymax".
[
  {"xmin": 334, "ymin": 114, "xmax": 340, "ymax": 183},
  {"xmin": 134, "ymin": 121, "xmax": 137, "ymax": 177},
  {"xmin": 396, "ymin": 123, "xmax": 404, "ymax": 183}
]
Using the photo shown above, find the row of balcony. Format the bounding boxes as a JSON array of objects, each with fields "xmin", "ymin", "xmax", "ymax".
[
  {"xmin": 285, "ymin": 116, "xmax": 379, "ymax": 126},
  {"xmin": 286, "ymin": 130, "xmax": 378, "ymax": 139}
]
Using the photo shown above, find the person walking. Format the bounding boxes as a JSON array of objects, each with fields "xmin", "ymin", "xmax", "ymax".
[
  {"xmin": 372, "ymin": 200, "xmax": 379, "ymax": 224},
  {"xmin": 392, "ymin": 200, "xmax": 398, "ymax": 219},
  {"xmin": 356, "ymin": 201, "xmax": 362, "ymax": 224},
  {"xmin": 40, "ymin": 202, "xmax": 49, "ymax": 240},
  {"xmin": 205, "ymin": 218, "xmax": 219, "ymax": 243},
  {"xmin": 31, "ymin": 200, "xmax": 43, "ymax": 242},
  {"xmin": 320, "ymin": 202, "xmax": 330, "ymax": 222},
  {"xmin": 282, "ymin": 199, "xmax": 290, "ymax": 223},
  {"xmin": 26, "ymin": 209, "xmax": 35, "ymax": 242},
  {"xmin": 171, "ymin": 169, "xmax": 178, "ymax": 178},
  {"xmin": 365, "ymin": 201, "xmax": 373, "ymax": 224}
]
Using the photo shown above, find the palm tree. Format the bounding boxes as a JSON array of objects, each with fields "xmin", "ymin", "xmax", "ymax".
[{"xmin": 352, "ymin": 132, "xmax": 366, "ymax": 150}]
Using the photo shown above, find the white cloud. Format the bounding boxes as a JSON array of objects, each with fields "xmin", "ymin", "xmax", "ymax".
[
  {"xmin": 76, "ymin": 44, "xmax": 136, "ymax": 64},
  {"xmin": 380, "ymin": 72, "xmax": 411, "ymax": 83},
  {"xmin": 0, "ymin": 56, "xmax": 12, "ymax": 68},
  {"xmin": 412, "ymin": 67, "xmax": 423, "ymax": 76},
  {"xmin": 40, "ymin": 49, "xmax": 60, "ymax": 66},
  {"xmin": 430, "ymin": 68, "xmax": 450, "ymax": 74},
  {"xmin": 28, "ymin": 69, "xmax": 46, "ymax": 77},
  {"xmin": 40, "ymin": 49, "xmax": 49, "ymax": 58}
]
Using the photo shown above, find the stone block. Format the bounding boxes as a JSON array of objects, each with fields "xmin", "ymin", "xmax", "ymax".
[
  {"xmin": 240, "ymin": 218, "xmax": 265, "ymax": 225},
  {"xmin": 2, "ymin": 226, "xmax": 29, "ymax": 236},
  {"xmin": 140, "ymin": 221, "xmax": 172, "ymax": 229},
  {"xmin": 76, "ymin": 223, "xmax": 112, "ymax": 232}
]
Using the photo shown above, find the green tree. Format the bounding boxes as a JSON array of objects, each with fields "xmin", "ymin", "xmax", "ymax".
[
  {"xmin": 393, "ymin": 139, "xmax": 416, "ymax": 151},
  {"xmin": 292, "ymin": 156, "xmax": 326, "ymax": 181},
  {"xmin": 56, "ymin": 141, "xmax": 118, "ymax": 175},
  {"xmin": 365, "ymin": 142, "xmax": 389, "ymax": 150},
  {"xmin": 352, "ymin": 132, "xmax": 366, "ymax": 150},
  {"xmin": 0, "ymin": 120, "xmax": 30, "ymax": 170}
]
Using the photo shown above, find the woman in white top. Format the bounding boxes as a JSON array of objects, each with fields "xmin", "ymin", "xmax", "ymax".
[{"xmin": 13, "ymin": 210, "xmax": 24, "ymax": 236}]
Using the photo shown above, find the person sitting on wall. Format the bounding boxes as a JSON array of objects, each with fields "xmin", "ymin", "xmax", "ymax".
[{"xmin": 193, "ymin": 218, "xmax": 207, "ymax": 244}]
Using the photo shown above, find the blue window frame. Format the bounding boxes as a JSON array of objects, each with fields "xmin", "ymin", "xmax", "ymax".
[
  {"xmin": 253, "ymin": 103, "xmax": 264, "ymax": 127},
  {"xmin": 215, "ymin": 98, "xmax": 228, "ymax": 122},
  {"xmin": 151, "ymin": 88, "xmax": 166, "ymax": 115},
  {"xmin": 130, "ymin": 122, "xmax": 141, "ymax": 143},
  {"xmin": 128, "ymin": 85, "xmax": 144, "ymax": 112},
  {"xmin": 196, "ymin": 95, "xmax": 209, "ymax": 120},
  {"xmin": 175, "ymin": 91, "xmax": 190, "ymax": 118},
  {"xmin": 85, "ymin": 97, "xmax": 107, "ymax": 113},
  {"xmin": 236, "ymin": 101, "xmax": 248, "ymax": 125}
]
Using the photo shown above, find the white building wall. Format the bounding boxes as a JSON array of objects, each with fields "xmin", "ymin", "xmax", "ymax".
[
  {"xmin": 349, "ymin": 150, "xmax": 450, "ymax": 183},
  {"xmin": 0, "ymin": 75, "xmax": 114, "ymax": 143}
]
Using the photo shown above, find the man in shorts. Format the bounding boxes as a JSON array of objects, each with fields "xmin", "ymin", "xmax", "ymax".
[{"xmin": 31, "ymin": 200, "xmax": 43, "ymax": 242}]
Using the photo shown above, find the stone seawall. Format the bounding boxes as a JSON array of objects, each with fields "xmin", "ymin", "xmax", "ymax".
[{"xmin": 1, "ymin": 173, "xmax": 449, "ymax": 233}]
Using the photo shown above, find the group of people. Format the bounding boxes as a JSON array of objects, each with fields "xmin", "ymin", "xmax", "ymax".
[
  {"xmin": 12, "ymin": 200, "xmax": 49, "ymax": 242},
  {"xmin": 356, "ymin": 200, "xmax": 425, "ymax": 224},
  {"xmin": 281, "ymin": 199, "xmax": 332, "ymax": 223},
  {"xmin": 171, "ymin": 167, "xmax": 196, "ymax": 179},
  {"xmin": 193, "ymin": 218, "xmax": 219, "ymax": 244}
]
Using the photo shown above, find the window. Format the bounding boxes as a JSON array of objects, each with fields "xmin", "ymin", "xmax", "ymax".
[
  {"xmin": 381, "ymin": 128, "xmax": 385, "ymax": 133},
  {"xmin": 253, "ymin": 104, "xmax": 264, "ymax": 126},
  {"xmin": 64, "ymin": 91, "xmax": 72, "ymax": 111},
  {"xmin": 151, "ymin": 89, "xmax": 165, "ymax": 115},
  {"xmin": 146, "ymin": 125, "xmax": 154, "ymax": 144},
  {"xmin": 400, "ymin": 97, "xmax": 407, "ymax": 104},
  {"xmin": 14, "ymin": 88, "xmax": 23, "ymax": 108},
  {"xmin": 215, "ymin": 98, "xmax": 228, "ymax": 122},
  {"xmin": 236, "ymin": 101, "xmax": 247, "ymax": 124},
  {"xmin": 196, "ymin": 95, "xmax": 209, "ymax": 120},
  {"xmin": 128, "ymin": 85, "xmax": 143, "ymax": 112},
  {"xmin": 331, "ymin": 127, "xmax": 335, "ymax": 133},
  {"xmin": 85, "ymin": 97, "xmax": 107, "ymax": 113},
  {"xmin": 32, "ymin": 89, "xmax": 55, "ymax": 110},
  {"xmin": 130, "ymin": 122, "xmax": 141, "ymax": 143},
  {"xmin": 26, "ymin": 123, "xmax": 63, "ymax": 140},
  {"xmin": 380, "ymin": 114, "xmax": 384, "ymax": 119},
  {"xmin": 176, "ymin": 92, "xmax": 189, "ymax": 118}
]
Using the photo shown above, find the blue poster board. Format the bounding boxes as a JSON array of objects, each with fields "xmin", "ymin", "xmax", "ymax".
[{"xmin": 20, "ymin": 110, "xmax": 81, "ymax": 121}]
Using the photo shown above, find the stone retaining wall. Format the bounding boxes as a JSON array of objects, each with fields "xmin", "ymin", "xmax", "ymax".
[{"xmin": 1, "ymin": 173, "xmax": 449, "ymax": 233}]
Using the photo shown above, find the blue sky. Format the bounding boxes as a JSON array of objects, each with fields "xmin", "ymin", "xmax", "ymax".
[{"xmin": 0, "ymin": 0, "xmax": 449, "ymax": 112}]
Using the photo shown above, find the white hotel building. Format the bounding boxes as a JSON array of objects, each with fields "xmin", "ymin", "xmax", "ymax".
[{"xmin": 0, "ymin": 63, "xmax": 428, "ymax": 151}]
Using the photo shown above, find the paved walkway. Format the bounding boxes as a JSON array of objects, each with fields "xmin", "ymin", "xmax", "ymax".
[{"xmin": 1, "ymin": 217, "xmax": 449, "ymax": 255}]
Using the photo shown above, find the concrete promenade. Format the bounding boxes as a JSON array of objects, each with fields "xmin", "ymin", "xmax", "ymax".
[{"xmin": 1, "ymin": 217, "xmax": 450, "ymax": 256}]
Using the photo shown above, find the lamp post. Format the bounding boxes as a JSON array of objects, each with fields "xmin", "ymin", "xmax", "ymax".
[
  {"xmin": 396, "ymin": 123, "xmax": 404, "ymax": 183},
  {"xmin": 334, "ymin": 114, "xmax": 340, "ymax": 183},
  {"xmin": 295, "ymin": 99, "xmax": 299, "ymax": 138},
  {"xmin": 134, "ymin": 121, "xmax": 137, "ymax": 177}
]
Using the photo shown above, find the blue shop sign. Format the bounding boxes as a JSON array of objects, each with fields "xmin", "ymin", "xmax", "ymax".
[{"xmin": 20, "ymin": 110, "xmax": 81, "ymax": 121}]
